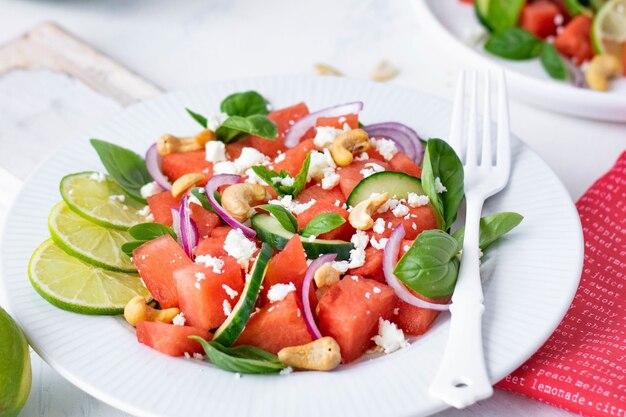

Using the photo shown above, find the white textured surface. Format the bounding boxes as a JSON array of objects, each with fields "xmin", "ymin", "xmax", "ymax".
[{"xmin": 1, "ymin": 76, "xmax": 583, "ymax": 417}]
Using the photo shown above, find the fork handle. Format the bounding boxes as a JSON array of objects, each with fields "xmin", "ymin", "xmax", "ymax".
[{"xmin": 428, "ymin": 195, "xmax": 493, "ymax": 408}]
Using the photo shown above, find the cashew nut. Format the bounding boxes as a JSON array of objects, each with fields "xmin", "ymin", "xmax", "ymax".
[
  {"xmin": 585, "ymin": 54, "xmax": 623, "ymax": 92},
  {"xmin": 330, "ymin": 129, "xmax": 371, "ymax": 166},
  {"xmin": 314, "ymin": 263, "xmax": 341, "ymax": 288},
  {"xmin": 277, "ymin": 337, "xmax": 342, "ymax": 371},
  {"xmin": 171, "ymin": 173, "xmax": 206, "ymax": 198},
  {"xmin": 221, "ymin": 183, "xmax": 270, "ymax": 223},
  {"xmin": 157, "ymin": 128, "xmax": 216, "ymax": 155},
  {"xmin": 123, "ymin": 295, "xmax": 180, "ymax": 326},
  {"xmin": 348, "ymin": 193, "xmax": 389, "ymax": 230}
]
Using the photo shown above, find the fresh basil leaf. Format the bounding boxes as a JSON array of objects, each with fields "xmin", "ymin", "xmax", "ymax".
[
  {"xmin": 292, "ymin": 152, "xmax": 311, "ymax": 198},
  {"xmin": 484, "ymin": 0, "xmax": 525, "ymax": 33},
  {"xmin": 300, "ymin": 213, "xmax": 346, "ymax": 237},
  {"xmin": 220, "ymin": 91, "xmax": 269, "ymax": 117},
  {"xmin": 393, "ymin": 229, "xmax": 460, "ymax": 299},
  {"xmin": 90, "ymin": 139, "xmax": 152, "ymax": 203},
  {"xmin": 421, "ymin": 138, "xmax": 464, "ymax": 231},
  {"xmin": 485, "ymin": 28, "xmax": 543, "ymax": 60},
  {"xmin": 186, "ymin": 108, "xmax": 208, "ymax": 128},
  {"xmin": 540, "ymin": 43, "xmax": 568, "ymax": 81},
  {"xmin": 128, "ymin": 223, "xmax": 176, "ymax": 241},
  {"xmin": 453, "ymin": 212, "xmax": 523, "ymax": 252},
  {"xmin": 256, "ymin": 204, "xmax": 298, "ymax": 233},
  {"xmin": 218, "ymin": 115, "xmax": 277, "ymax": 142},
  {"xmin": 121, "ymin": 241, "xmax": 146, "ymax": 257},
  {"xmin": 190, "ymin": 337, "xmax": 286, "ymax": 374},
  {"xmin": 190, "ymin": 187, "xmax": 221, "ymax": 213},
  {"xmin": 251, "ymin": 166, "xmax": 284, "ymax": 195}
]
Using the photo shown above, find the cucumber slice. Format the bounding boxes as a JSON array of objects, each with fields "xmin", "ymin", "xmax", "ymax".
[
  {"xmin": 212, "ymin": 243, "xmax": 273, "ymax": 346},
  {"xmin": 251, "ymin": 214, "xmax": 353, "ymax": 261},
  {"xmin": 346, "ymin": 171, "xmax": 425, "ymax": 207}
]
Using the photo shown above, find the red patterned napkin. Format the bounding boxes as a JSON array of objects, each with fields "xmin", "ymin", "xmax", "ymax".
[{"xmin": 497, "ymin": 151, "xmax": 626, "ymax": 417}]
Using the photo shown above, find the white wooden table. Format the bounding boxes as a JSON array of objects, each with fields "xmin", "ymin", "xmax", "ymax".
[{"xmin": 0, "ymin": 0, "xmax": 624, "ymax": 416}]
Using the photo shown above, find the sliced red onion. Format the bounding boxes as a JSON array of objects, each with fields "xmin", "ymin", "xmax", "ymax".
[
  {"xmin": 145, "ymin": 143, "xmax": 172, "ymax": 190},
  {"xmin": 171, "ymin": 208, "xmax": 180, "ymax": 237},
  {"xmin": 284, "ymin": 101, "xmax": 364, "ymax": 148},
  {"xmin": 563, "ymin": 58, "xmax": 587, "ymax": 89},
  {"xmin": 364, "ymin": 122, "xmax": 424, "ymax": 164},
  {"xmin": 204, "ymin": 174, "xmax": 256, "ymax": 238},
  {"xmin": 301, "ymin": 253, "xmax": 337, "ymax": 339},
  {"xmin": 384, "ymin": 224, "xmax": 450, "ymax": 311},
  {"xmin": 178, "ymin": 194, "xmax": 199, "ymax": 259}
]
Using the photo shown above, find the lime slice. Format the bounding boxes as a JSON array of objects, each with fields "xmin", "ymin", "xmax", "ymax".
[
  {"xmin": 0, "ymin": 307, "xmax": 31, "ymax": 417},
  {"xmin": 29, "ymin": 240, "xmax": 150, "ymax": 315},
  {"xmin": 49, "ymin": 201, "xmax": 137, "ymax": 272},
  {"xmin": 60, "ymin": 172, "xmax": 149, "ymax": 230},
  {"xmin": 592, "ymin": 0, "xmax": 626, "ymax": 54}
]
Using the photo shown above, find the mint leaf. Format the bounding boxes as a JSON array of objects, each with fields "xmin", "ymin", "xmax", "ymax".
[
  {"xmin": 128, "ymin": 223, "xmax": 176, "ymax": 241},
  {"xmin": 256, "ymin": 204, "xmax": 298, "ymax": 233},
  {"xmin": 292, "ymin": 153, "xmax": 311, "ymax": 198},
  {"xmin": 485, "ymin": 28, "xmax": 543, "ymax": 60},
  {"xmin": 421, "ymin": 138, "xmax": 464, "ymax": 231},
  {"xmin": 453, "ymin": 212, "xmax": 523, "ymax": 251},
  {"xmin": 394, "ymin": 229, "xmax": 460, "ymax": 298},
  {"xmin": 300, "ymin": 213, "xmax": 345, "ymax": 237},
  {"xmin": 218, "ymin": 115, "xmax": 277, "ymax": 142},
  {"xmin": 221, "ymin": 91, "xmax": 269, "ymax": 117},
  {"xmin": 90, "ymin": 139, "xmax": 152, "ymax": 203},
  {"xmin": 540, "ymin": 43, "xmax": 568, "ymax": 80},
  {"xmin": 186, "ymin": 108, "xmax": 208, "ymax": 128},
  {"xmin": 190, "ymin": 338, "xmax": 286, "ymax": 374}
]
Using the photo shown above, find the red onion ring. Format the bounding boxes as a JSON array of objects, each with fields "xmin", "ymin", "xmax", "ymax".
[
  {"xmin": 178, "ymin": 194, "xmax": 199, "ymax": 259},
  {"xmin": 363, "ymin": 122, "xmax": 424, "ymax": 164},
  {"xmin": 204, "ymin": 174, "xmax": 256, "ymax": 238},
  {"xmin": 301, "ymin": 253, "xmax": 337, "ymax": 339},
  {"xmin": 284, "ymin": 101, "xmax": 364, "ymax": 148},
  {"xmin": 384, "ymin": 224, "xmax": 450, "ymax": 311},
  {"xmin": 145, "ymin": 143, "xmax": 172, "ymax": 190},
  {"xmin": 563, "ymin": 58, "xmax": 588, "ymax": 89}
]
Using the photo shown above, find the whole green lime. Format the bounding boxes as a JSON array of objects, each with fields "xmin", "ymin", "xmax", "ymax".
[{"xmin": 0, "ymin": 307, "xmax": 31, "ymax": 417}]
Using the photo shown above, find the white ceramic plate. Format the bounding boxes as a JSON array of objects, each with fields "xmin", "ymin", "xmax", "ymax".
[
  {"xmin": 1, "ymin": 76, "xmax": 583, "ymax": 417},
  {"xmin": 414, "ymin": 0, "xmax": 626, "ymax": 122}
]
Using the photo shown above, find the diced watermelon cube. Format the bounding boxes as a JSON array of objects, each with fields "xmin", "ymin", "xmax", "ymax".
[
  {"xmin": 374, "ymin": 205, "xmax": 438, "ymax": 240},
  {"xmin": 190, "ymin": 203, "xmax": 221, "ymax": 239},
  {"xmin": 273, "ymin": 139, "xmax": 316, "ymax": 177},
  {"xmin": 349, "ymin": 247, "xmax": 385, "ymax": 283},
  {"xmin": 315, "ymin": 113, "xmax": 358, "ymax": 129},
  {"xmin": 161, "ymin": 150, "xmax": 213, "ymax": 183},
  {"xmin": 337, "ymin": 160, "xmax": 391, "ymax": 199},
  {"xmin": 554, "ymin": 15, "xmax": 594, "ymax": 64},
  {"xmin": 261, "ymin": 235, "xmax": 308, "ymax": 304},
  {"xmin": 132, "ymin": 235, "xmax": 193, "ymax": 308},
  {"xmin": 296, "ymin": 200, "xmax": 354, "ymax": 241},
  {"xmin": 519, "ymin": 1, "xmax": 561, "ymax": 39},
  {"xmin": 392, "ymin": 291, "xmax": 450, "ymax": 336},
  {"xmin": 295, "ymin": 183, "xmax": 345, "ymax": 206},
  {"xmin": 136, "ymin": 321, "xmax": 208, "ymax": 357},
  {"xmin": 389, "ymin": 152, "xmax": 422, "ymax": 178},
  {"xmin": 146, "ymin": 191, "xmax": 180, "ymax": 226}
]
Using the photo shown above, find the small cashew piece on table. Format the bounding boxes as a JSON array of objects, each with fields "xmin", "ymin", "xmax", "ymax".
[
  {"xmin": 278, "ymin": 337, "xmax": 342, "ymax": 371},
  {"xmin": 585, "ymin": 54, "xmax": 623, "ymax": 92},
  {"xmin": 314, "ymin": 263, "xmax": 341, "ymax": 288},
  {"xmin": 124, "ymin": 295, "xmax": 180, "ymax": 326},
  {"xmin": 330, "ymin": 129, "xmax": 371, "ymax": 166},
  {"xmin": 157, "ymin": 128, "xmax": 216, "ymax": 155},
  {"xmin": 221, "ymin": 183, "xmax": 270, "ymax": 223},
  {"xmin": 348, "ymin": 193, "xmax": 389, "ymax": 230},
  {"xmin": 171, "ymin": 173, "xmax": 206, "ymax": 198}
]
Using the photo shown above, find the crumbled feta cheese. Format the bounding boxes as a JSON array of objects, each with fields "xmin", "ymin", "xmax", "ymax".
[
  {"xmin": 195, "ymin": 254, "xmax": 224, "ymax": 274},
  {"xmin": 89, "ymin": 172, "xmax": 106, "ymax": 182},
  {"xmin": 403, "ymin": 244, "xmax": 411, "ymax": 252},
  {"xmin": 274, "ymin": 152, "xmax": 286, "ymax": 163},
  {"xmin": 308, "ymin": 235, "xmax": 317, "ymax": 242},
  {"xmin": 267, "ymin": 282, "xmax": 296, "ymax": 303},
  {"xmin": 392, "ymin": 203, "xmax": 409, "ymax": 218},
  {"xmin": 554, "ymin": 13, "xmax": 564, "ymax": 26},
  {"xmin": 308, "ymin": 150, "xmax": 337, "ymax": 181},
  {"xmin": 370, "ymin": 138, "xmax": 398, "ymax": 160},
  {"xmin": 377, "ymin": 197, "xmax": 400, "ymax": 214},
  {"xmin": 360, "ymin": 162, "xmax": 386, "ymax": 178},
  {"xmin": 172, "ymin": 312, "xmax": 186, "ymax": 326},
  {"xmin": 222, "ymin": 284, "xmax": 239, "ymax": 299},
  {"xmin": 194, "ymin": 272, "xmax": 206, "ymax": 281},
  {"xmin": 331, "ymin": 261, "xmax": 350, "ymax": 273},
  {"xmin": 223, "ymin": 229, "xmax": 257, "ymax": 269},
  {"xmin": 370, "ymin": 237, "xmax": 389, "ymax": 250},
  {"xmin": 372, "ymin": 218, "xmax": 386, "ymax": 235},
  {"xmin": 206, "ymin": 112, "xmax": 229, "ymax": 131},
  {"xmin": 139, "ymin": 181, "xmax": 163, "ymax": 199},
  {"xmin": 280, "ymin": 176, "xmax": 295, "ymax": 187},
  {"xmin": 407, "ymin": 193, "xmax": 429, "ymax": 207},
  {"xmin": 192, "ymin": 353, "xmax": 204, "ymax": 360},
  {"xmin": 271, "ymin": 176, "xmax": 282, "ymax": 184},
  {"xmin": 373, "ymin": 287, "xmax": 381, "ymax": 294},
  {"xmin": 184, "ymin": 352, "xmax": 191, "ymax": 359},
  {"xmin": 213, "ymin": 160, "xmax": 239, "ymax": 175},
  {"xmin": 348, "ymin": 230, "xmax": 369, "ymax": 268},
  {"xmin": 334, "ymin": 199, "xmax": 341, "ymax": 207},
  {"xmin": 223, "ymin": 300, "xmax": 232, "ymax": 316},
  {"xmin": 411, "ymin": 223, "xmax": 417, "ymax": 230},
  {"xmin": 313, "ymin": 126, "xmax": 344, "ymax": 148},
  {"xmin": 393, "ymin": 307, "xmax": 400, "ymax": 315},
  {"xmin": 365, "ymin": 292, "xmax": 371, "ymax": 299},
  {"xmin": 338, "ymin": 116, "xmax": 346, "ymax": 123},
  {"xmin": 268, "ymin": 195, "xmax": 316, "ymax": 215},
  {"xmin": 205, "ymin": 140, "xmax": 227, "ymax": 163},
  {"xmin": 244, "ymin": 168, "xmax": 266, "ymax": 185},
  {"xmin": 136, "ymin": 206, "xmax": 152, "ymax": 219},
  {"xmin": 279, "ymin": 366, "xmax": 294, "ymax": 376},
  {"xmin": 372, "ymin": 318, "xmax": 409, "ymax": 354},
  {"xmin": 434, "ymin": 177, "xmax": 447, "ymax": 193},
  {"xmin": 355, "ymin": 152, "xmax": 369, "ymax": 161},
  {"xmin": 109, "ymin": 194, "xmax": 126, "ymax": 203},
  {"xmin": 321, "ymin": 170, "xmax": 340, "ymax": 190},
  {"xmin": 235, "ymin": 147, "xmax": 269, "ymax": 172}
]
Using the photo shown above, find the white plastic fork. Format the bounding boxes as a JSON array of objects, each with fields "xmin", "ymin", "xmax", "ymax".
[{"xmin": 428, "ymin": 69, "xmax": 511, "ymax": 409}]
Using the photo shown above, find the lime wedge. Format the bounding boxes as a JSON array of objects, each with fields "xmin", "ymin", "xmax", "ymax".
[
  {"xmin": 60, "ymin": 172, "xmax": 149, "ymax": 230},
  {"xmin": 29, "ymin": 240, "xmax": 150, "ymax": 315},
  {"xmin": 0, "ymin": 308, "xmax": 31, "ymax": 417},
  {"xmin": 49, "ymin": 201, "xmax": 136, "ymax": 272},
  {"xmin": 592, "ymin": 0, "xmax": 626, "ymax": 54}
]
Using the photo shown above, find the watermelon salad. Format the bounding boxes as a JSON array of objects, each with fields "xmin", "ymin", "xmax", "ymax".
[
  {"xmin": 460, "ymin": 0, "xmax": 626, "ymax": 91},
  {"xmin": 29, "ymin": 90, "xmax": 522, "ymax": 374}
]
